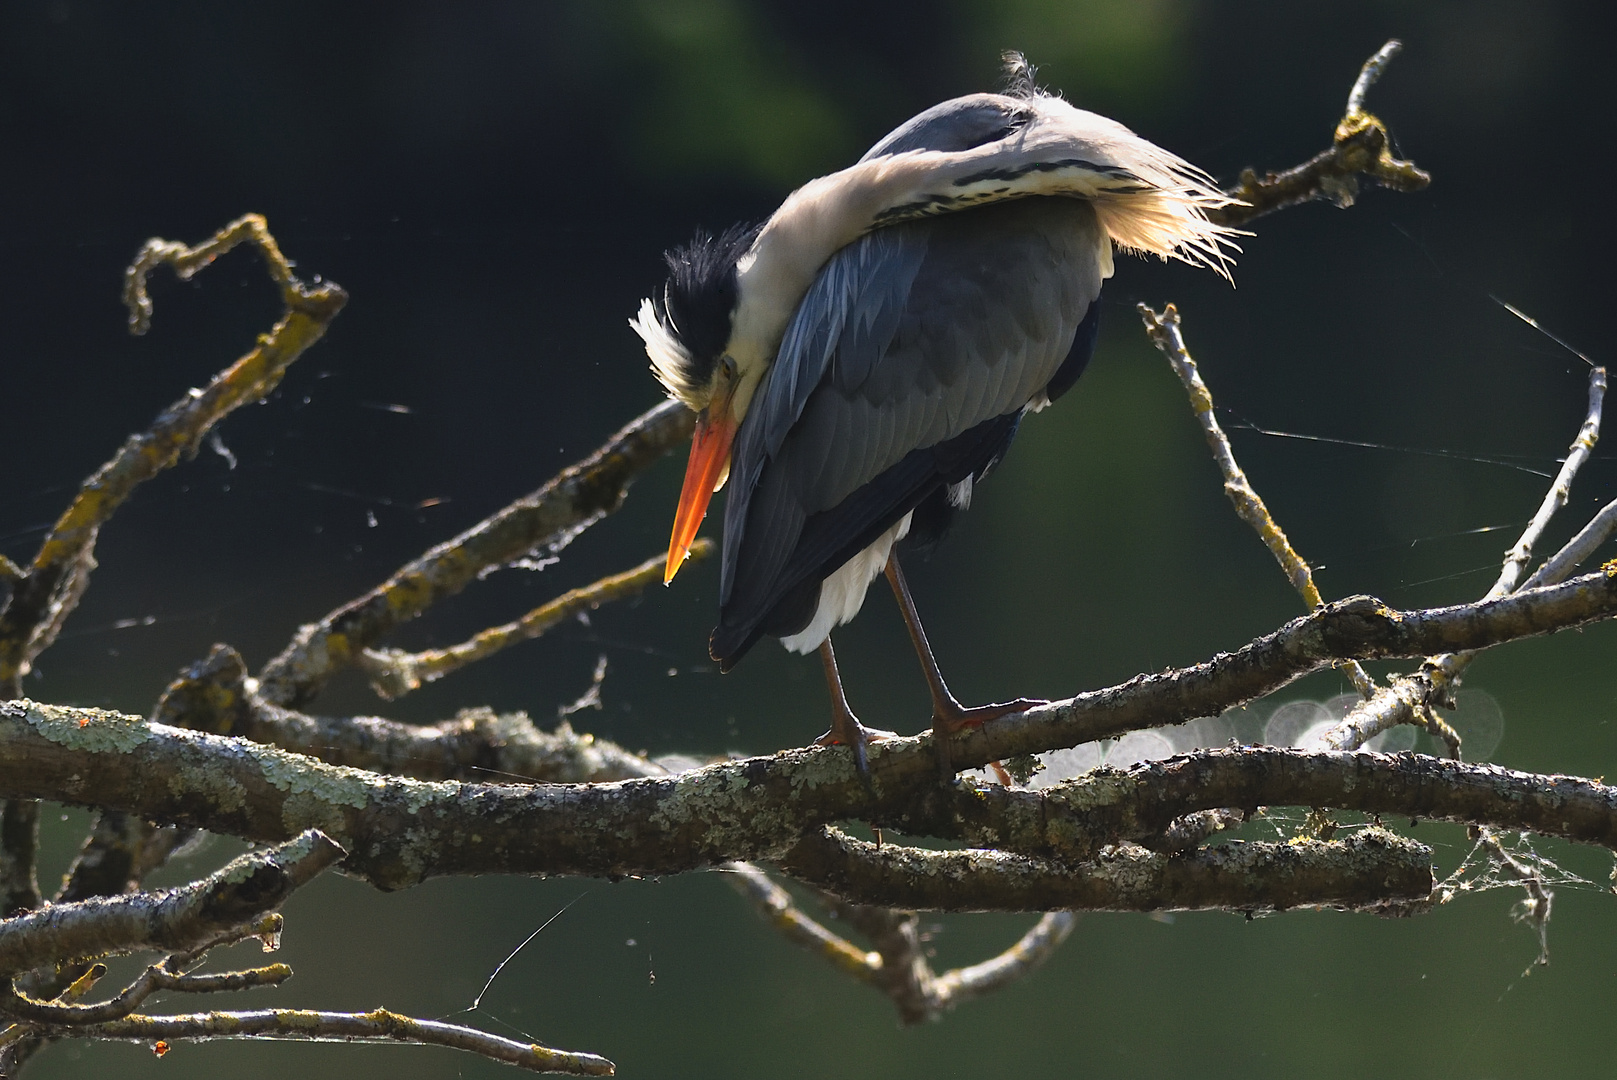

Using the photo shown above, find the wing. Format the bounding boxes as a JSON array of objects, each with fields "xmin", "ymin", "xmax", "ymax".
[{"xmin": 711, "ymin": 195, "xmax": 1107, "ymax": 665}]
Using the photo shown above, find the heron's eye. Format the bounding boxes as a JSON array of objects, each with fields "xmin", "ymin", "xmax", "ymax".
[{"xmin": 719, "ymin": 356, "xmax": 739, "ymax": 384}]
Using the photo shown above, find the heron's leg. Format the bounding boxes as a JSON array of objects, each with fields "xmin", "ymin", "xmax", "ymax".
[
  {"xmin": 884, "ymin": 552, "xmax": 1045, "ymax": 778},
  {"xmin": 813, "ymin": 638, "xmax": 892, "ymax": 782}
]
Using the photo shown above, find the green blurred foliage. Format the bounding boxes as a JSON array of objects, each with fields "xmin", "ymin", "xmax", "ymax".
[{"xmin": 605, "ymin": 0, "xmax": 857, "ymax": 186}]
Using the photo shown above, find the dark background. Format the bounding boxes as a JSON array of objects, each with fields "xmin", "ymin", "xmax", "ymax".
[{"xmin": 5, "ymin": 1, "xmax": 1617, "ymax": 1077}]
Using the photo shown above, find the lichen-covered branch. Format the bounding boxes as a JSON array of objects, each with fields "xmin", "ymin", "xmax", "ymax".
[
  {"xmin": 9, "ymin": 673, "xmax": 1617, "ymax": 895},
  {"xmin": 1212, "ymin": 40, "xmax": 1429, "ymax": 227},
  {"xmin": 154, "ymin": 645, "xmax": 661, "ymax": 783},
  {"xmin": 32, "ymin": 1007, "xmax": 613, "ymax": 1076},
  {"xmin": 256, "ymin": 399, "xmax": 695, "ymax": 707},
  {"xmin": 781, "ymin": 827, "xmax": 1432, "ymax": 914},
  {"xmin": 0, "ymin": 831, "xmax": 342, "ymax": 976},
  {"xmin": 889, "ymin": 747, "xmax": 1617, "ymax": 862},
  {"xmin": 358, "ymin": 542, "xmax": 713, "ymax": 700},
  {"xmin": 0, "ymin": 214, "xmax": 347, "ymax": 697},
  {"xmin": 956, "ymin": 572, "xmax": 1617, "ymax": 776},
  {"xmin": 1139, "ymin": 301, "xmax": 1375, "ymax": 698}
]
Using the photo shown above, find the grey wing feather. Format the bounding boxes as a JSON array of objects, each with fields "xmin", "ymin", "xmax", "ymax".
[
  {"xmin": 720, "ymin": 198, "xmax": 1108, "ymax": 616},
  {"xmin": 722, "ymin": 228, "xmax": 929, "ymax": 602},
  {"xmin": 858, "ymin": 94, "xmax": 1030, "ymax": 161}
]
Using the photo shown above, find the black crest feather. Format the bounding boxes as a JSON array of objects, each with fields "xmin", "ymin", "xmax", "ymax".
[{"xmin": 659, "ymin": 222, "xmax": 760, "ymax": 369}]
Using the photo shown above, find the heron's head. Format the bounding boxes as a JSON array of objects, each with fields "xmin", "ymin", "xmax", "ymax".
[{"xmin": 631, "ymin": 223, "xmax": 762, "ymax": 582}]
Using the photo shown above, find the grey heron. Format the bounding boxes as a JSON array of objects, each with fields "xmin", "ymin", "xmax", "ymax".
[{"xmin": 634, "ymin": 57, "xmax": 1237, "ymax": 777}]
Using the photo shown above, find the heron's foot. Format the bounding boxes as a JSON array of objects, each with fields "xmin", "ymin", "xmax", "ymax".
[
  {"xmin": 930, "ymin": 697, "xmax": 1049, "ymax": 780},
  {"xmin": 815, "ymin": 718, "xmax": 898, "ymax": 784}
]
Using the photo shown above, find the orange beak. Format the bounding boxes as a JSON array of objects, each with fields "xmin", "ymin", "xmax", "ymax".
[{"xmin": 666, "ymin": 395, "xmax": 738, "ymax": 584}]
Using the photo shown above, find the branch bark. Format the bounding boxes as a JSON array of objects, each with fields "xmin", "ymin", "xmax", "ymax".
[
  {"xmin": 8, "ymin": 689, "xmax": 1617, "ymax": 894},
  {"xmin": 0, "ymin": 831, "xmax": 341, "ymax": 976},
  {"xmin": 1211, "ymin": 40, "xmax": 1429, "ymax": 227},
  {"xmin": 781, "ymin": 826, "xmax": 1432, "ymax": 914}
]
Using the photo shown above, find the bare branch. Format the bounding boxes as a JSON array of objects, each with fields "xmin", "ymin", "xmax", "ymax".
[
  {"xmin": 893, "ymin": 747, "xmax": 1617, "ymax": 862},
  {"xmin": 1346, "ymin": 39, "xmax": 1403, "ymax": 115},
  {"xmin": 1213, "ymin": 40, "xmax": 1429, "ymax": 227},
  {"xmin": 728, "ymin": 864, "xmax": 1078, "ymax": 1024},
  {"xmin": 256, "ymin": 399, "xmax": 695, "ymax": 707},
  {"xmin": 0, "ymin": 214, "xmax": 346, "ymax": 696},
  {"xmin": 1522, "ymin": 495, "xmax": 1617, "ymax": 592},
  {"xmin": 1142, "ymin": 808, "xmax": 1247, "ymax": 855},
  {"xmin": 2, "ymin": 959, "xmax": 291, "ymax": 1026},
  {"xmin": 1139, "ymin": 301, "xmax": 1375, "ymax": 698},
  {"xmin": 927, "ymin": 912, "xmax": 1077, "ymax": 1011},
  {"xmin": 781, "ymin": 826, "xmax": 1432, "ymax": 913},
  {"xmin": 1489, "ymin": 365, "xmax": 1606, "ymax": 600},
  {"xmin": 0, "ymin": 831, "xmax": 342, "ymax": 976},
  {"xmin": 359, "ymin": 542, "xmax": 714, "ymax": 700},
  {"xmin": 34, "ymin": 1008, "xmax": 613, "ymax": 1076},
  {"xmin": 1323, "ymin": 363, "xmax": 1607, "ymax": 753}
]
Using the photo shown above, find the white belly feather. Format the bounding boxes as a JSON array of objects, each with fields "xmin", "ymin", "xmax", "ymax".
[{"xmin": 780, "ymin": 512, "xmax": 913, "ymax": 654}]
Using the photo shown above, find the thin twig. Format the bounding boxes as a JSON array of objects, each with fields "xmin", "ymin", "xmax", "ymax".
[
  {"xmin": 2, "ymin": 959, "xmax": 291, "ymax": 1025},
  {"xmin": 38, "ymin": 1008, "xmax": 613, "ymax": 1076},
  {"xmin": 1139, "ymin": 302, "xmax": 1376, "ymax": 699},
  {"xmin": 1519, "ymin": 496, "xmax": 1617, "ymax": 591},
  {"xmin": 724, "ymin": 863, "xmax": 882, "ymax": 983},
  {"xmin": 256, "ymin": 399, "xmax": 695, "ymax": 707},
  {"xmin": 1488, "ymin": 366, "xmax": 1606, "ymax": 600},
  {"xmin": 359, "ymin": 542, "xmax": 714, "ymax": 700},
  {"xmin": 928, "ymin": 912, "xmax": 1077, "ymax": 1010},
  {"xmin": 1324, "ymin": 364, "xmax": 1607, "ymax": 753},
  {"xmin": 1346, "ymin": 39, "xmax": 1402, "ymax": 116}
]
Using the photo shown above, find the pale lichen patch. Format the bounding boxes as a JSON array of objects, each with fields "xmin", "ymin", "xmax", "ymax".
[
  {"xmin": 257, "ymin": 747, "xmax": 455, "ymax": 815},
  {"xmin": 172, "ymin": 759, "xmax": 246, "ymax": 815},
  {"xmin": 21, "ymin": 699, "xmax": 151, "ymax": 753}
]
